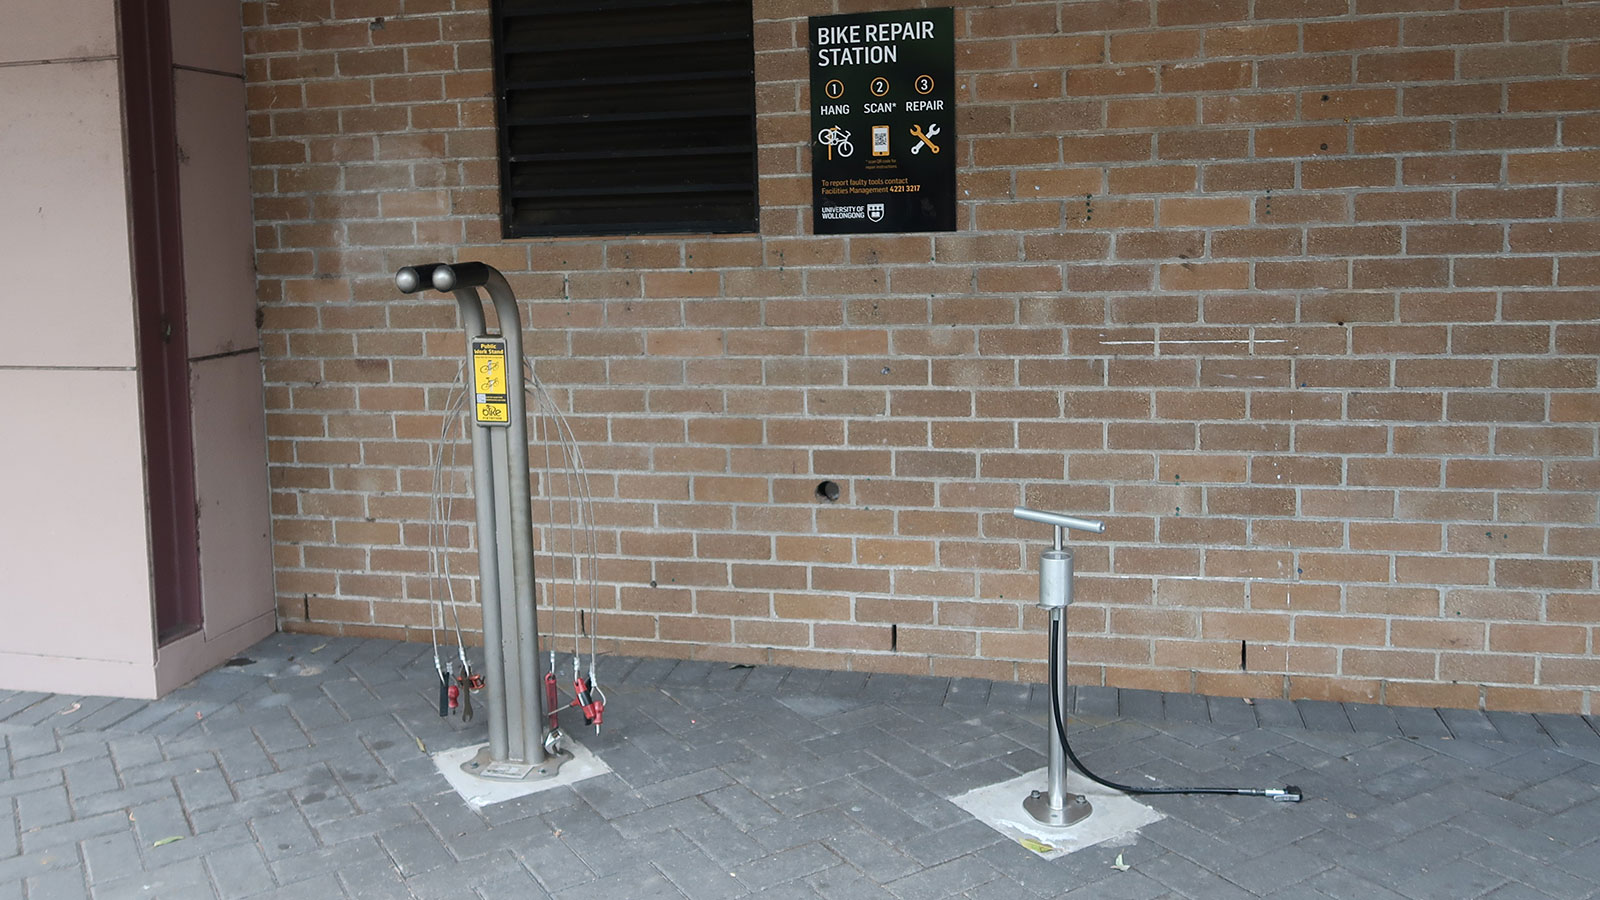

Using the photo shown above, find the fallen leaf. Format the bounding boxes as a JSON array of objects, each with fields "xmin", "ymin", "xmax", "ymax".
[
  {"xmin": 1019, "ymin": 837, "xmax": 1055, "ymax": 854},
  {"xmin": 415, "ymin": 737, "xmax": 426, "ymax": 753},
  {"xmin": 152, "ymin": 836, "xmax": 185, "ymax": 848},
  {"xmin": 60, "ymin": 702, "xmax": 81, "ymax": 715},
  {"xmin": 195, "ymin": 712, "xmax": 204, "ymax": 720},
  {"xmin": 1111, "ymin": 853, "xmax": 1131, "ymax": 872},
  {"xmin": 311, "ymin": 644, "xmax": 326, "ymax": 653}
]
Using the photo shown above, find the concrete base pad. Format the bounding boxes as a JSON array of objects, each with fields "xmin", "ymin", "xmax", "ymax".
[
  {"xmin": 433, "ymin": 738, "xmax": 611, "ymax": 808},
  {"xmin": 951, "ymin": 768, "xmax": 1164, "ymax": 860}
]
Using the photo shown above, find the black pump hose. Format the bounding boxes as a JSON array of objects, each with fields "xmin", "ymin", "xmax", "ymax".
[{"xmin": 1048, "ymin": 617, "xmax": 1303, "ymax": 802}]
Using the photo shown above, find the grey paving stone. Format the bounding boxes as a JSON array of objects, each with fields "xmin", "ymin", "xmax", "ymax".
[
  {"xmin": 806, "ymin": 865, "xmax": 894, "ymax": 899},
  {"xmin": 778, "ymin": 669, "xmax": 830, "ymax": 697},
  {"xmin": 106, "ymin": 735, "xmax": 164, "ymax": 773},
  {"xmin": 732, "ymin": 842, "xmax": 840, "ymax": 892},
  {"xmin": 173, "ymin": 765, "xmax": 237, "ymax": 816},
  {"xmin": 1394, "ymin": 858, "xmax": 1509, "ymax": 900},
  {"xmin": 553, "ymin": 865, "xmax": 682, "ymax": 900},
  {"xmin": 900, "ymin": 819, "xmax": 1006, "ymax": 868},
  {"xmin": 312, "ymin": 803, "xmax": 420, "ymax": 846},
  {"xmin": 1206, "ymin": 696, "xmax": 1259, "ymax": 732},
  {"xmin": 17, "ymin": 784, "xmax": 74, "ymax": 832},
  {"xmin": 513, "ymin": 836, "xmax": 595, "ymax": 893},
  {"xmin": 91, "ymin": 856, "xmax": 212, "ymax": 900},
  {"xmin": 1389, "ymin": 706, "xmax": 1451, "ymax": 740},
  {"xmin": 1219, "ymin": 843, "xmax": 1333, "ymax": 895},
  {"xmin": 14, "ymin": 741, "xmax": 115, "ymax": 779},
  {"xmin": 1297, "ymin": 699, "xmax": 1354, "ymax": 733},
  {"xmin": 1162, "ymin": 692, "xmax": 1210, "ymax": 725},
  {"xmin": 621, "ymin": 657, "xmax": 678, "ymax": 688},
  {"xmin": 1440, "ymin": 708, "xmax": 1503, "ymax": 743},
  {"xmin": 472, "ymin": 866, "xmax": 553, "ymax": 899},
  {"xmin": 1253, "ymin": 698, "xmax": 1305, "ymax": 729},
  {"xmin": 1487, "ymin": 711, "xmax": 1553, "ymax": 746},
  {"xmin": 1534, "ymin": 714, "xmax": 1600, "ymax": 750},
  {"xmin": 204, "ymin": 842, "xmax": 277, "ymax": 899},
  {"xmin": 21, "ymin": 810, "xmax": 131, "ymax": 854},
  {"xmin": 892, "ymin": 675, "xmax": 951, "ymax": 707},
  {"xmin": 80, "ymin": 831, "xmax": 144, "ymax": 886},
  {"xmin": 1473, "ymin": 843, "xmax": 1598, "ymax": 900},
  {"xmin": 662, "ymin": 659, "xmax": 715, "ymax": 687},
  {"xmin": 985, "ymin": 681, "xmax": 1030, "ymax": 710},
  {"xmin": 1344, "ymin": 702, "xmax": 1403, "ymax": 736},
  {"xmin": 652, "ymin": 845, "xmax": 751, "ymax": 899},
  {"xmin": 25, "ymin": 865, "xmax": 90, "ymax": 900},
  {"xmin": 0, "ymin": 691, "xmax": 51, "ymax": 723},
  {"xmin": 1074, "ymin": 685, "xmax": 1119, "ymax": 719},
  {"xmin": 1119, "ymin": 689, "xmax": 1164, "ymax": 722},
  {"xmin": 678, "ymin": 813, "xmax": 770, "ymax": 868},
  {"xmin": 884, "ymin": 853, "xmax": 1000, "ymax": 899},
  {"xmin": 251, "ymin": 872, "xmax": 349, "ymax": 900},
  {"xmin": 945, "ymin": 678, "xmax": 992, "ymax": 709}
]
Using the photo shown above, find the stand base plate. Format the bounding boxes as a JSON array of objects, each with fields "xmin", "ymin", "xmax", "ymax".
[
  {"xmin": 1024, "ymin": 790, "xmax": 1094, "ymax": 828},
  {"xmin": 461, "ymin": 745, "xmax": 572, "ymax": 781}
]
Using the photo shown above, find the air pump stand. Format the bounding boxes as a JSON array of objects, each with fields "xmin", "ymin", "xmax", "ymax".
[
  {"xmin": 1015, "ymin": 505, "xmax": 1107, "ymax": 829},
  {"xmin": 395, "ymin": 261, "xmax": 569, "ymax": 783}
]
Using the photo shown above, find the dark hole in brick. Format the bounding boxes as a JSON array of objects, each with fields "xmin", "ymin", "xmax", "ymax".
[{"xmin": 817, "ymin": 480, "xmax": 841, "ymax": 502}]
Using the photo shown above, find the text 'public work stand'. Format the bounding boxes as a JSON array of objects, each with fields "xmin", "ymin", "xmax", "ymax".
[
  {"xmin": 1014, "ymin": 506, "xmax": 1106, "ymax": 828},
  {"xmin": 396, "ymin": 262, "xmax": 568, "ymax": 782}
]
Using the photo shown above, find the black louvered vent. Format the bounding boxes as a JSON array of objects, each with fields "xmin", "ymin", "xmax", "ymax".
[{"xmin": 493, "ymin": 0, "xmax": 759, "ymax": 238}]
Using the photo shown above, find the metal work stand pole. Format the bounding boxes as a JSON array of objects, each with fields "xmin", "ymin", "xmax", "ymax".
[
  {"xmin": 1014, "ymin": 506, "xmax": 1105, "ymax": 828},
  {"xmin": 395, "ymin": 262, "xmax": 567, "ymax": 781}
]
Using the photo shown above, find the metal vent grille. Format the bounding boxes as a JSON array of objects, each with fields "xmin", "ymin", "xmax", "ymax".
[{"xmin": 493, "ymin": 0, "xmax": 759, "ymax": 238}]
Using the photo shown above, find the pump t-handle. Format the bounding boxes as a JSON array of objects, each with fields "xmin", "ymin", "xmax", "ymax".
[{"xmin": 1013, "ymin": 506, "xmax": 1106, "ymax": 535}]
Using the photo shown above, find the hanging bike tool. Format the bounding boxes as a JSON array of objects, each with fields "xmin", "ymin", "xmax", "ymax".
[{"xmin": 396, "ymin": 261, "xmax": 570, "ymax": 782}]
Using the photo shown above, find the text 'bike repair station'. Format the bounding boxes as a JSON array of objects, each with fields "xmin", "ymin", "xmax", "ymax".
[{"xmin": 808, "ymin": 9, "xmax": 956, "ymax": 233}]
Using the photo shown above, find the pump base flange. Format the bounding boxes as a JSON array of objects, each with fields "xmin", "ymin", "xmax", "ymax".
[
  {"xmin": 461, "ymin": 744, "xmax": 572, "ymax": 782},
  {"xmin": 1023, "ymin": 790, "xmax": 1093, "ymax": 828}
]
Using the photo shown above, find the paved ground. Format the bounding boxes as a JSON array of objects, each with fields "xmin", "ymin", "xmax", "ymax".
[{"xmin": 3, "ymin": 633, "xmax": 1599, "ymax": 900}]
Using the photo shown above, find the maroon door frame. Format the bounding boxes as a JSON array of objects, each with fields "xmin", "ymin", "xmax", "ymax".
[{"xmin": 122, "ymin": 0, "xmax": 202, "ymax": 643}]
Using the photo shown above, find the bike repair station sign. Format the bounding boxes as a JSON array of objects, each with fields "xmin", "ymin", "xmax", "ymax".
[{"xmin": 808, "ymin": 8, "xmax": 955, "ymax": 234}]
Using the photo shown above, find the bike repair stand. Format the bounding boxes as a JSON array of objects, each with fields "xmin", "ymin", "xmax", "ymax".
[
  {"xmin": 1014, "ymin": 505, "xmax": 1106, "ymax": 829},
  {"xmin": 396, "ymin": 261, "xmax": 570, "ymax": 783}
]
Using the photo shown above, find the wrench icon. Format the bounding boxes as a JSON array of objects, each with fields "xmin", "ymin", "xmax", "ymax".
[{"xmin": 910, "ymin": 123, "xmax": 941, "ymax": 154}]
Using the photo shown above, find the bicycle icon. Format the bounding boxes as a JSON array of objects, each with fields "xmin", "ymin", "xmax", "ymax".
[{"xmin": 818, "ymin": 125, "xmax": 853, "ymax": 160}]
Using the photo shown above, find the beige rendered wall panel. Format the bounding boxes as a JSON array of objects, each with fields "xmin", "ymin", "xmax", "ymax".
[
  {"xmin": 0, "ymin": 369, "xmax": 157, "ymax": 695},
  {"xmin": 175, "ymin": 70, "xmax": 258, "ymax": 358},
  {"xmin": 189, "ymin": 352, "xmax": 274, "ymax": 639},
  {"xmin": 0, "ymin": 60, "xmax": 136, "ymax": 369},
  {"xmin": 169, "ymin": 0, "xmax": 244, "ymax": 76},
  {"xmin": 0, "ymin": 0, "xmax": 115, "ymax": 64}
]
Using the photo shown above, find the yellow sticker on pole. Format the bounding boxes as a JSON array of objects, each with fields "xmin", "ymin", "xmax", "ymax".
[{"xmin": 471, "ymin": 337, "xmax": 509, "ymax": 426}]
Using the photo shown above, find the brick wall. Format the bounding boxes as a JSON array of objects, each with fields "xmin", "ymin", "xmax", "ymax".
[{"xmin": 244, "ymin": 0, "xmax": 1600, "ymax": 713}]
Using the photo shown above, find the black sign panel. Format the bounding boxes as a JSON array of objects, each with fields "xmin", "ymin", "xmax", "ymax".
[{"xmin": 808, "ymin": 8, "xmax": 955, "ymax": 234}]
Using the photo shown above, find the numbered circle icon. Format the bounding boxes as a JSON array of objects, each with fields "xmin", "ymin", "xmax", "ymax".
[
  {"xmin": 870, "ymin": 76, "xmax": 890, "ymax": 97},
  {"xmin": 915, "ymin": 74, "xmax": 935, "ymax": 95},
  {"xmin": 824, "ymin": 79, "xmax": 844, "ymax": 100}
]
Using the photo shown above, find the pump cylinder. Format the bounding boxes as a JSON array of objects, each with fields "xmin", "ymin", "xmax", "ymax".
[{"xmin": 1038, "ymin": 548, "xmax": 1074, "ymax": 609}]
